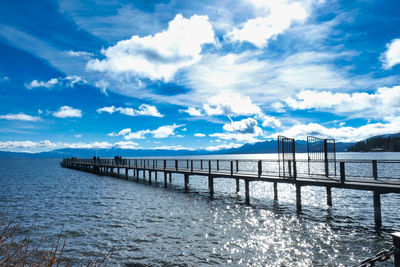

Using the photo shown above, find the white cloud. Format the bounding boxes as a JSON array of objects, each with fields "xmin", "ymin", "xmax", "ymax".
[
  {"xmin": 152, "ymin": 124, "xmax": 184, "ymax": 138},
  {"xmin": 64, "ymin": 75, "xmax": 86, "ymax": 87},
  {"xmin": 204, "ymin": 92, "xmax": 261, "ymax": 116},
  {"xmin": 0, "ymin": 140, "xmax": 56, "ymax": 150},
  {"xmin": 95, "ymin": 80, "xmax": 109, "ymax": 95},
  {"xmin": 63, "ymin": 141, "xmax": 113, "ymax": 149},
  {"xmin": 26, "ymin": 78, "xmax": 58, "ymax": 89},
  {"xmin": 255, "ymin": 113, "xmax": 281, "ymax": 128},
  {"xmin": 0, "ymin": 113, "xmax": 41, "ymax": 122},
  {"xmin": 75, "ymin": 134, "xmax": 82, "ymax": 138},
  {"xmin": 114, "ymin": 141, "xmax": 140, "ymax": 149},
  {"xmin": 97, "ymin": 104, "xmax": 163, "ymax": 117},
  {"xmin": 226, "ymin": 0, "xmax": 308, "ymax": 47},
  {"xmin": 108, "ymin": 128, "xmax": 131, "ymax": 137},
  {"xmin": 205, "ymin": 142, "xmax": 242, "ymax": 151},
  {"xmin": 124, "ymin": 130, "xmax": 151, "ymax": 140},
  {"xmin": 110, "ymin": 124, "xmax": 184, "ymax": 140},
  {"xmin": 66, "ymin": 50, "xmax": 94, "ymax": 57},
  {"xmin": 382, "ymin": 39, "xmax": 400, "ymax": 69},
  {"xmin": 284, "ymin": 86, "xmax": 400, "ymax": 121},
  {"xmin": 194, "ymin": 133, "xmax": 205, "ymax": 137},
  {"xmin": 272, "ymin": 119, "xmax": 400, "ymax": 143},
  {"xmin": 179, "ymin": 107, "xmax": 203, "ymax": 116},
  {"xmin": 209, "ymin": 132, "xmax": 263, "ymax": 143},
  {"xmin": 223, "ymin": 118, "xmax": 262, "ymax": 134},
  {"xmin": 25, "ymin": 76, "xmax": 85, "ymax": 89},
  {"xmin": 152, "ymin": 145, "xmax": 193, "ymax": 150},
  {"xmin": 87, "ymin": 14, "xmax": 215, "ymax": 81},
  {"xmin": 53, "ymin": 106, "xmax": 82, "ymax": 118}
]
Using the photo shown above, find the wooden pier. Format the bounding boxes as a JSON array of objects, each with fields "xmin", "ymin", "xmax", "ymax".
[{"xmin": 61, "ymin": 157, "xmax": 400, "ymax": 228}]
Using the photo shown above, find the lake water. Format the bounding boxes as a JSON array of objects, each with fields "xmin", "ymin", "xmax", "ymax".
[{"xmin": 1, "ymin": 153, "xmax": 399, "ymax": 266}]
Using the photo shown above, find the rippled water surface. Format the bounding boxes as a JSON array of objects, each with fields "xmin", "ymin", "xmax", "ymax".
[{"xmin": 1, "ymin": 153, "xmax": 400, "ymax": 266}]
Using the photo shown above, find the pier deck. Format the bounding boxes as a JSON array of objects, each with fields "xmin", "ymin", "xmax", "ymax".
[{"xmin": 61, "ymin": 157, "xmax": 400, "ymax": 228}]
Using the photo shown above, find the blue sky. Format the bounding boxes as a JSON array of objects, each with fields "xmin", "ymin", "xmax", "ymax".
[{"xmin": 1, "ymin": 0, "xmax": 400, "ymax": 152}]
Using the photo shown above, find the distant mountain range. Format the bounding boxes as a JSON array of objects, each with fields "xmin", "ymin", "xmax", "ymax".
[{"xmin": 0, "ymin": 139, "xmax": 354, "ymax": 158}]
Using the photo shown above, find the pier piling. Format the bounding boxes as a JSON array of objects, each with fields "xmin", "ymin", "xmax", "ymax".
[
  {"xmin": 296, "ymin": 185, "xmax": 302, "ymax": 212},
  {"xmin": 327, "ymin": 187, "xmax": 332, "ymax": 207},
  {"xmin": 273, "ymin": 182, "xmax": 278, "ymax": 201},
  {"xmin": 373, "ymin": 191, "xmax": 382, "ymax": 229},
  {"xmin": 245, "ymin": 180, "xmax": 250, "ymax": 204}
]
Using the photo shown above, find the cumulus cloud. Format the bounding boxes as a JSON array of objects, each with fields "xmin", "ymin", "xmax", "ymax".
[
  {"xmin": 108, "ymin": 128, "xmax": 131, "ymax": 137},
  {"xmin": 272, "ymin": 119, "xmax": 400, "ymax": 143},
  {"xmin": 382, "ymin": 38, "xmax": 400, "ymax": 69},
  {"xmin": 205, "ymin": 142, "xmax": 242, "ymax": 151},
  {"xmin": 194, "ymin": 133, "xmax": 205, "ymax": 137},
  {"xmin": 26, "ymin": 78, "xmax": 58, "ymax": 89},
  {"xmin": 223, "ymin": 118, "xmax": 262, "ymax": 134},
  {"xmin": 0, "ymin": 113, "xmax": 41, "ymax": 121},
  {"xmin": 152, "ymin": 145, "xmax": 193, "ymax": 150},
  {"xmin": 209, "ymin": 132, "xmax": 263, "ymax": 143},
  {"xmin": 97, "ymin": 104, "xmax": 163, "ymax": 117},
  {"xmin": 152, "ymin": 124, "xmax": 184, "ymax": 138},
  {"xmin": 109, "ymin": 124, "xmax": 184, "ymax": 140},
  {"xmin": 179, "ymin": 107, "xmax": 203, "ymax": 116},
  {"xmin": 25, "ymin": 76, "xmax": 85, "ymax": 89},
  {"xmin": 63, "ymin": 142, "xmax": 113, "ymax": 149},
  {"xmin": 226, "ymin": 0, "xmax": 308, "ymax": 47},
  {"xmin": 284, "ymin": 86, "xmax": 400, "ymax": 121},
  {"xmin": 203, "ymin": 92, "xmax": 261, "ymax": 116},
  {"xmin": 255, "ymin": 113, "xmax": 281, "ymax": 128},
  {"xmin": 114, "ymin": 141, "xmax": 139, "ymax": 149},
  {"xmin": 53, "ymin": 106, "xmax": 82, "ymax": 118},
  {"xmin": 87, "ymin": 14, "xmax": 215, "ymax": 81},
  {"xmin": 0, "ymin": 140, "xmax": 56, "ymax": 150}
]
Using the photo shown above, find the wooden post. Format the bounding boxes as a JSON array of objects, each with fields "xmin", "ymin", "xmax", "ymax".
[
  {"xmin": 143, "ymin": 169, "xmax": 146, "ymax": 179},
  {"xmin": 373, "ymin": 191, "xmax": 382, "ymax": 228},
  {"xmin": 326, "ymin": 186, "xmax": 332, "ymax": 207},
  {"xmin": 245, "ymin": 180, "xmax": 250, "ymax": 204},
  {"xmin": 149, "ymin": 171, "xmax": 152, "ymax": 184},
  {"xmin": 258, "ymin": 160, "xmax": 262, "ymax": 177},
  {"xmin": 208, "ymin": 160, "xmax": 211, "ymax": 174},
  {"xmin": 217, "ymin": 160, "xmax": 219, "ymax": 171},
  {"xmin": 296, "ymin": 185, "xmax": 302, "ymax": 212},
  {"xmin": 340, "ymin": 162, "xmax": 345, "ymax": 184},
  {"xmin": 230, "ymin": 161, "xmax": 233, "ymax": 176},
  {"xmin": 164, "ymin": 160, "xmax": 166, "ymax": 170},
  {"xmin": 191, "ymin": 160, "xmax": 193, "ymax": 172},
  {"xmin": 391, "ymin": 232, "xmax": 400, "ymax": 267},
  {"xmin": 169, "ymin": 172, "xmax": 172, "ymax": 183},
  {"xmin": 273, "ymin": 182, "xmax": 278, "ymax": 201},
  {"xmin": 184, "ymin": 174, "xmax": 189, "ymax": 191},
  {"xmin": 164, "ymin": 172, "xmax": 167, "ymax": 188},
  {"xmin": 236, "ymin": 160, "xmax": 239, "ymax": 172},
  {"xmin": 175, "ymin": 160, "xmax": 178, "ymax": 171},
  {"xmin": 236, "ymin": 178, "xmax": 240, "ymax": 192},
  {"xmin": 208, "ymin": 176, "xmax": 214, "ymax": 196},
  {"xmin": 200, "ymin": 160, "xmax": 203, "ymax": 170},
  {"xmin": 155, "ymin": 171, "xmax": 157, "ymax": 182},
  {"xmin": 186, "ymin": 160, "xmax": 189, "ymax": 169},
  {"xmin": 372, "ymin": 160, "xmax": 378, "ymax": 180},
  {"xmin": 136, "ymin": 169, "xmax": 139, "ymax": 182},
  {"xmin": 125, "ymin": 168, "xmax": 128, "ymax": 179}
]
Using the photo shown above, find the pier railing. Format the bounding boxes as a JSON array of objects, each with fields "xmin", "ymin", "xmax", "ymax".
[{"xmin": 62, "ymin": 158, "xmax": 400, "ymax": 183}]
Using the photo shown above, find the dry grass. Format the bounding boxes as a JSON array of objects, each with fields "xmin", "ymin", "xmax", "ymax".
[{"xmin": 0, "ymin": 211, "xmax": 111, "ymax": 266}]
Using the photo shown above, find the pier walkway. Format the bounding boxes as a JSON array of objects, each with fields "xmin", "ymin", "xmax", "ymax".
[{"xmin": 61, "ymin": 157, "xmax": 400, "ymax": 228}]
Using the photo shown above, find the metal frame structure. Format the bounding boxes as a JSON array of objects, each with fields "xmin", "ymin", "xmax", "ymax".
[
  {"xmin": 278, "ymin": 135, "xmax": 296, "ymax": 178},
  {"xmin": 307, "ymin": 136, "xmax": 336, "ymax": 177}
]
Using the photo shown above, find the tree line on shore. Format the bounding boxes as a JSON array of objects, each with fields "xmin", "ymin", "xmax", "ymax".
[{"xmin": 347, "ymin": 135, "xmax": 400, "ymax": 152}]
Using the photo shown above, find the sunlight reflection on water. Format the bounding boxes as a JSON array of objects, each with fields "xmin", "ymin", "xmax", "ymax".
[{"xmin": 0, "ymin": 154, "xmax": 399, "ymax": 266}]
